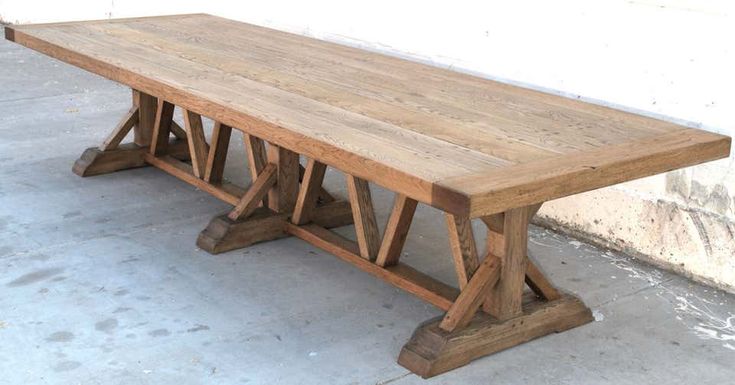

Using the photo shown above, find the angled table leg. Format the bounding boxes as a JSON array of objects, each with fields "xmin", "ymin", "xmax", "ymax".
[{"xmin": 73, "ymin": 89, "xmax": 189, "ymax": 177}]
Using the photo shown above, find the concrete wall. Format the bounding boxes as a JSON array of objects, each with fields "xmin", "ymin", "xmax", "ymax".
[{"xmin": 2, "ymin": 1, "xmax": 734, "ymax": 291}]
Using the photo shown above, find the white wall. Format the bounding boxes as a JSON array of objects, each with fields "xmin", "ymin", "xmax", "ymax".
[{"xmin": 3, "ymin": 1, "xmax": 734, "ymax": 290}]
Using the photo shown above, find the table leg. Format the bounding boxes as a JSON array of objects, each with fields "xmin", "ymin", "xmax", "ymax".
[
  {"xmin": 397, "ymin": 203, "xmax": 593, "ymax": 378},
  {"xmin": 72, "ymin": 89, "xmax": 189, "ymax": 176}
]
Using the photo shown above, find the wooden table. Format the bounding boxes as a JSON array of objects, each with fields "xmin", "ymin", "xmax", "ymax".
[{"xmin": 6, "ymin": 14, "xmax": 730, "ymax": 378}]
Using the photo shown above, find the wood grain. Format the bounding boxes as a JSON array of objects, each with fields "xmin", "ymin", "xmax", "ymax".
[
  {"xmin": 485, "ymin": 206, "xmax": 531, "ymax": 320},
  {"xmin": 376, "ymin": 194, "xmax": 418, "ymax": 267},
  {"xmin": 228, "ymin": 163, "xmax": 278, "ymax": 220},
  {"xmin": 267, "ymin": 145, "xmax": 300, "ymax": 213},
  {"xmin": 5, "ymin": 16, "xmax": 730, "ymax": 218},
  {"xmin": 183, "ymin": 109, "xmax": 209, "ymax": 178},
  {"xmin": 286, "ymin": 223, "xmax": 458, "ymax": 310},
  {"xmin": 346, "ymin": 175, "xmax": 380, "ymax": 261},
  {"xmin": 150, "ymin": 99, "xmax": 174, "ymax": 155},
  {"xmin": 445, "ymin": 214, "xmax": 479, "ymax": 289},
  {"xmin": 292, "ymin": 159, "xmax": 327, "ymax": 225},
  {"xmin": 204, "ymin": 122, "xmax": 232, "ymax": 183},
  {"xmin": 100, "ymin": 106, "xmax": 138, "ymax": 151}
]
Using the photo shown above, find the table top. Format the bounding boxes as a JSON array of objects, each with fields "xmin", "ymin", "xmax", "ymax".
[{"xmin": 5, "ymin": 14, "xmax": 730, "ymax": 217}]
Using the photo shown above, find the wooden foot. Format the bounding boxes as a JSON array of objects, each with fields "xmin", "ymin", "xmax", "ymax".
[
  {"xmin": 398, "ymin": 293, "xmax": 593, "ymax": 378},
  {"xmin": 72, "ymin": 140, "xmax": 189, "ymax": 177},
  {"xmin": 197, "ymin": 200, "xmax": 354, "ymax": 254}
]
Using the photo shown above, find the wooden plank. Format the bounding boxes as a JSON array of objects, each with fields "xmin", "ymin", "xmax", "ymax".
[
  {"xmin": 183, "ymin": 109, "xmax": 210, "ymax": 178},
  {"xmin": 376, "ymin": 194, "xmax": 418, "ymax": 267},
  {"xmin": 439, "ymin": 254, "xmax": 501, "ymax": 332},
  {"xmin": 149, "ymin": 99, "xmax": 175, "ymax": 155},
  {"xmin": 443, "ymin": 130, "xmax": 732, "ymax": 218},
  {"xmin": 132, "ymin": 89, "xmax": 156, "ymax": 146},
  {"xmin": 99, "ymin": 106, "xmax": 138, "ymax": 151},
  {"xmin": 6, "ymin": 17, "xmax": 730, "ymax": 219},
  {"xmin": 142, "ymin": 153, "xmax": 243, "ymax": 205},
  {"xmin": 244, "ymin": 133, "xmax": 267, "ymax": 178},
  {"xmin": 526, "ymin": 258, "xmax": 561, "ymax": 301},
  {"xmin": 286, "ymin": 223, "xmax": 458, "ymax": 310},
  {"xmin": 292, "ymin": 159, "xmax": 327, "ymax": 225},
  {"xmin": 267, "ymin": 145, "xmax": 300, "ymax": 213},
  {"xmin": 346, "ymin": 175, "xmax": 380, "ymax": 261},
  {"xmin": 299, "ymin": 163, "xmax": 336, "ymax": 204},
  {"xmin": 485, "ymin": 206, "xmax": 531, "ymax": 320},
  {"xmin": 117, "ymin": 17, "xmax": 676, "ymax": 158},
  {"xmin": 228, "ymin": 163, "xmax": 277, "ymax": 221},
  {"xmin": 170, "ymin": 120, "xmax": 187, "ymax": 140},
  {"xmin": 445, "ymin": 214, "xmax": 479, "ymax": 290},
  {"xmin": 204, "ymin": 122, "xmax": 232, "ymax": 183},
  {"xmin": 244, "ymin": 133, "xmax": 269, "ymax": 207}
]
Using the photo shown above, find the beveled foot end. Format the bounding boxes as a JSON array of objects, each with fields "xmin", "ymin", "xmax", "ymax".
[
  {"xmin": 398, "ymin": 293, "xmax": 593, "ymax": 378},
  {"xmin": 72, "ymin": 140, "xmax": 190, "ymax": 177},
  {"xmin": 197, "ymin": 200, "xmax": 353, "ymax": 254}
]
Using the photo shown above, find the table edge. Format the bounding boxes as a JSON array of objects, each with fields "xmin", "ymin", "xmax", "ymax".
[
  {"xmin": 437, "ymin": 129, "xmax": 731, "ymax": 218},
  {"xmin": 5, "ymin": 23, "xmax": 473, "ymax": 215}
]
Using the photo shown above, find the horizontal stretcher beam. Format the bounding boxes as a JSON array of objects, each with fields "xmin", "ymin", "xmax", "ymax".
[{"xmin": 285, "ymin": 223, "xmax": 459, "ymax": 310}]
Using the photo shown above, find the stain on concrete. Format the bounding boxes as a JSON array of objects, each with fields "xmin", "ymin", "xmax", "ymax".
[
  {"xmin": 112, "ymin": 307, "xmax": 132, "ymax": 314},
  {"xmin": 691, "ymin": 180, "xmax": 732, "ymax": 216},
  {"xmin": 53, "ymin": 361, "xmax": 81, "ymax": 372},
  {"xmin": 114, "ymin": 289, "xmax": 129, "ymax": 296},
  {"xmin": 135, "ymin": 295, "xmax": 151, "ymax": 301},
  {"xmin": 95, "ymin": 318, "xmax": 118, "ymax": 334},
  {"xmin": 187, "ymin": 324, "xmax": 210, "ymax": 333},
  {"xmin": 29, "ymin": 253, "xmax": 50, "ymax": 261},
  {"xmin": 62, "ymin": 210, "xmax": 82, "ymax": 219},
  {"xmin": 665, "ymin": 170, "xmax": 690, "ymax": 199},
  {"xmin": 6, "ymin": 267, "xmax": 64, "ymax": 287},
  {"xmin": 50, "ymin": 276, "xmax": 66, "ymax": 282},
  {"xmin": 148, "ymin": 329, "xmax": 170, "ymax": 337},
  {"xmin": 46, "ymin": 331, "xmax": 75, "ymax": 342},
  {"xmin": 688, "ymin": 211, "xmax": 713, "ymax": 257}
]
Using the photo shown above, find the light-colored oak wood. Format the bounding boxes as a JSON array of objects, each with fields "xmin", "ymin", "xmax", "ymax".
[
  {"xmin": 286, "ymin": 223, "xmax": 458, "ymax": 310},
  {"xmin": 267, "ymin": 145, "xmax": 300, "ymax": 213},
  {"xmin": 150, "ymin": 99, "xmax": 174, "ymax": 155},
  {"xmin": 485, "ymin": 206, "xmax": 531, "ymax": 320},
  {"xmin": 204, "ymin": 122, "xmax": 232, "ymax": 184},
  {"xmin": 346, "ymin": 175, "xmax": 380, "ymax": 261},
  {"xmin": 227, "ymin": 164, "xmax": 278, "ymax": 221},
  {"xmin": 400, "ymin": 293, "xmax": 593, "ymax": 378},
  {"xmin": 198, "ymin": 200, "xmax": 354, "ymax": 254},
  {"xmin": 376, "ymin": 194, "xmax": 418, "ymax": 267},
  {"xmin": 292, "ymin": 159, "xmax": 327, "ymax": 225},
  {"xmin": 183, "ymin": 109, "xmax": 210, "ymax": 178},
  {"xmin": 132, "ymin": 89, "xmax": 156, "ymax": 146},
  {"xmin": 526, "ymin": 258, "xmax": 561, "ymax": 301},
  {"xmin": 8, "ymin": 16, "xmax": 728, "ymax": 217},
  {"xmin": 228, "ymin": 163, "xmax": 277, "ymax": 221},
  {"xmin": 445, "ymin": 214, "xmax": 479, "ymax": 290},
  {"xmin": 100, "ymin": 106, "xmax": 138, "ymax": 151},
  {"xmin": 143, "ymin": 154, "xmax": 244, "ymax": 206},
  {"xmin": 170, "ymin": 120, "xmax": 187, "ymax": 140},
  {"xmin": 439, "ymin": 254, "xmax": 501, "ymax": 332},
  {"xmin": 244, "ymin": 133, "xmax": 269, "ymax": 207},
  {"xmin": 299, "ymin": 163, "xmax": 335, "ymax": 204}
]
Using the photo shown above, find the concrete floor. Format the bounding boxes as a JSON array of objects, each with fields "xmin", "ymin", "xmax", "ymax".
[{"xmin": 1, "ymin": 37, "xmax": 734, "ymax": 385}]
